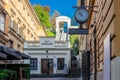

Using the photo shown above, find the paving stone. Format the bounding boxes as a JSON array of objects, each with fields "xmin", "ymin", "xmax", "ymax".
[{"xmin": 31, "ymin": 77, "xmax": 82, "ymax": 80}]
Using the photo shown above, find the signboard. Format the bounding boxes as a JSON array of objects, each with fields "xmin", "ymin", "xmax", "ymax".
[
  {"xmin": 41, "ymin": 40, "xmax": 54, "ymax": 45},
  {"xmin": 103, "ymin": 33, "xmax": 110, "ymax": 80},
  {"xmin": 0, "ymin": 60, "xmax": 30, "ymax": 64},
  {"xmin": 40, "ymin": 37, "xmax": 55, "ymax": 48},
  {"xmin": 69, "ymin": 28, "xmax": 88, "ymax": 34}
]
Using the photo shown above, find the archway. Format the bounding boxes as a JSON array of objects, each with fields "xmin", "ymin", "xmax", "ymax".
[{"xmin": 56, "ymin": 16, "xmax": 71, "ymax": 41}]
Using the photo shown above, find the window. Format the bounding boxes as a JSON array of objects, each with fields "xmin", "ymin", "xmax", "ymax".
[
  {"xmin": 10, "ymin": 18, "xmax": 14, "ymax": 28},
  {"xmin": 9, "ymin": 40, "xmax": 13, "ymax": 48},
  {"xmin": 18, "ymin": 24, "xmax": 20, "ymax": 34},
  {"xmin": 34, "ymin": 37, "xmax": 36, "ymax": 40},
  {"xmin": 57, "ymin": 58, "xmax": 64, "ymax": 70},
  {"xmin": 0, "ymin": 14, "xmax": 5, "ymax": 32},
  {"xmin": 27, "ymin": 29, "xmax": 30, "ymax": 34},
  {"xmin": 17, "ymin": 44, "xmax": 21, "ymax": 51},
  {"xmin": 18, "ymin": 1, "xmax": 21, "ymax": 10},
  {"xmin": 30, "ymin": 58, "xmax": 38, "ymax": 70},
  {"xmin": 11, "ymin": 9, "xmax": 16, "ymax": 17},
  {"xmin": 31, "ymin": 34, "xmax": 33, "ymax": 38},
  {"xmin": 6, "ymin": 0, "xmax": 9, "ymax": 3}
]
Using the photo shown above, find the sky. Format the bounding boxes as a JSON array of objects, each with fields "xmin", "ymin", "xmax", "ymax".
[{"xmin": 30, "ymin": 0, "xmax": 78, "ymax": 18}]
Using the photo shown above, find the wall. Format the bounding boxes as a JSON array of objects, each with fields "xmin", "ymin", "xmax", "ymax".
[
  {"xmin": 24, "ymin": 48, "xmax": 71, "ymax": 74},
  {"xmin": 0, "ymin": 0, "xmax": 47, "ymax": 51},
  {"xmin": 87, "ymin": 0, "xmax": 117, "ymax": 80}
]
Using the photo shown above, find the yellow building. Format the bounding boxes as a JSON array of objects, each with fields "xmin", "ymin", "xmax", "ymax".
[
  {"xmin": 0, "ymin": 0, "xmax": 46, "ymax": 79},
  {"xmin": 1, "ymin": 0, "xmax": 46, "ymax": 51}
]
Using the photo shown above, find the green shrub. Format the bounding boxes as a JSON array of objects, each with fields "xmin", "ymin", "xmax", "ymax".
[
  {"xmin": 22, "ymin": 67, "xmax": 30, "ymax": 79},
  {"xmin": 0, "ymin": 69, "xmax": 17, "ymax": 80},
  {"xmin": 0, "ymin": 73, "xmax": 7, "ymax": 79}
]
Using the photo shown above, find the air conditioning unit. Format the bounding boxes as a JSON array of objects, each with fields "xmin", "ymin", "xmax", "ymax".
[{"xmin": 111, "ymin": 57, "xmax": 120, "ymax": 80}]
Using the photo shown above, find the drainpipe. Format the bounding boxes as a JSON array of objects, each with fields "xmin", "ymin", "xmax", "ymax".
[{"xmin": 94, "ymin": 24, "xmax": 97, "ymax": 80}]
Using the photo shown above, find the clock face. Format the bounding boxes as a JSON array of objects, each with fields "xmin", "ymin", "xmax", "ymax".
[{"xmin": 74, "ymin": 7, "xmax": 89, "ymax": 24}]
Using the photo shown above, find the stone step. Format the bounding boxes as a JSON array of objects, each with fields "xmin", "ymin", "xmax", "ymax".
[
  {"xmin": 68, "ymin": 67, "xmax": 80, "ymax": 77},
  {"xmin": 31, "ymin": 74, "xmax": 65, "ymax": 78}
]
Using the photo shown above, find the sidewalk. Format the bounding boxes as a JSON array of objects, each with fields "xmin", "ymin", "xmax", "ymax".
[{"xmin": 31, "ymin": 77, "xmax": 82, "ymax": 80}]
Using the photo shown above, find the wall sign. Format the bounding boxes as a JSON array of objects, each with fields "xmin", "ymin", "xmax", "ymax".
[{"xmin": 40, "ymin": 37, "xmax": 55, "ymax": 48}]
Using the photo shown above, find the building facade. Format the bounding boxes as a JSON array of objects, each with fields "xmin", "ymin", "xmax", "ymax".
[
  {"xmin": 24, "ymin": 37, "xmax": 71, "ymax": 75},
  {"xmin": 0, "ymin": 0, "xmax": 9, "ymax": 46},
  {"xmin": 0, "ymin": 0, "xmax": 46, "ymax": 52},
  {"xmin": 24, "ymin": 16, "xmax": 71, "ymax": 75},
  {"xmin": 87, "ymin": 0, "xmax": 120, "ymax": 80}
]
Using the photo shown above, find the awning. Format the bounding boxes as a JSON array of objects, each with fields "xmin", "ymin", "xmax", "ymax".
[
  {"xmin": 20, "ymin": 53, "xmax": 31, "ymax": 59},
  {"xmin": 5, "ymin": 48, "xmax": 22, "ymax": 60},
  {"xmin": 15, "ymin": 51, "xmax": 31, "ymax": 59},
  {"xmin": 0, "ymin": 45, "xmax": 22, "ymax": 60},
  {"xmin": 0, "ymin": 52, "xmax": 7, "ymax": 60},
  {"xmin": 0, "ymin": 45, "xmax": 31, "ymax": 60}
]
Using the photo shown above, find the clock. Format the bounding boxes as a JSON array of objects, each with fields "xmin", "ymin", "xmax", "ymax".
[{"xmin": 74, "ymin": 7, "xmax": 89, "ymax": 24}]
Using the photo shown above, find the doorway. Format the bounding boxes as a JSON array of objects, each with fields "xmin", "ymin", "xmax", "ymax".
[{"xmin": 41, "ymin": 59, "xmax": 53, "ymax": 74}]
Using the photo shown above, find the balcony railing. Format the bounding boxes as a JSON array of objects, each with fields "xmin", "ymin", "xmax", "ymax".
[{"xmin": 24, "ymin": 41, "xmax": 70, "ymax": 48}]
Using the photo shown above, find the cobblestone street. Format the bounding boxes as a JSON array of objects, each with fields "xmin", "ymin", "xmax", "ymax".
[{"xmin": 31, "ymin": 77, "xmax": 82, "ymax": 80}]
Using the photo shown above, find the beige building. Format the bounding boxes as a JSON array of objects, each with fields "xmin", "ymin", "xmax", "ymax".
[
  {"xmin": 87, "ymin": 0, "xmax": 120, "ymax": 80},
  {"xmin": 0, "ymin": 0, "xmax": 9, "ymax": 47},
  {"xmin": 0, "ymin": 0, "xmax": 46, "ymax": 79},
  {"xmin": 0, "ymin": 0, "xmax": 46, "ymax": 52}
]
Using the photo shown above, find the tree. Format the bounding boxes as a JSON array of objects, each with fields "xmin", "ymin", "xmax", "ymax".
[
  {"xmin": 50, "ymin": 10, "xmax": 60, "ymax": 30},
  {"xmin": 33, "ymin": 5, "xmax": 52, "ymax": 28},
  {"xmin": 69, "ymin": 35, "xmax": 79, "ymax": 55},
  {"xmin": 42, "ymin": 6, "xmax": 50, "ymax": 13}
]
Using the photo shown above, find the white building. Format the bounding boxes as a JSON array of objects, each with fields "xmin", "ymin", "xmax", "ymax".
[{"xmin": 24, "ymin": 16, "xmax": 71, "ymax": 75}]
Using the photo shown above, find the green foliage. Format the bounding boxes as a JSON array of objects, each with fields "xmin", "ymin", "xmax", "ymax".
[
  {"xmin": 50, "ymin": 10, "xmax": 60, "ymax": 30},
  {"xmin": 22, "ymin": 67, "xmax": 30, "ymax": 79},
  {"xmin": 0, "ymin": 69, "xmax": 17, "ymax": 80},
  {"xmin": 0, "ymin": 73, "xmax": 7, "ymax": 79},
  {"xmin": 73, "ymin": 39, "xmax": 79, "ymax": 55},
  {"xmin": 69, "ymin": 35, "xmax": 79, "ymax": 55},
  {"xmin": 33, "ymin": 5, "xmax": 52, "ymax": 28},
  {"xmin": 42, "ymin": 6, "xmax": 50, "ymax": 13},
  {"xmin": 47, "ymin": 31, "xmax": 55, "ymax": 36},
  {"xmin": 69, "ymin": 35, "xmax": 78, "ymax": 47}
]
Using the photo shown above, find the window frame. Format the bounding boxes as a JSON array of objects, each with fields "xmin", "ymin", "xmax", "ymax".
[
  {"xmin": 57, "ymin": 58, "xmax": 65, "ymax": 70},
  {"xmin": 0, "ymin": 13, "xmax": 5, "ymax": 32},
  {"xmin": 9, "ymin": 40, "xmax": 14, "ymax": 48},
  {"xmin": 30, "ymin": 58, "xmax": 38, "ymax": 70}
]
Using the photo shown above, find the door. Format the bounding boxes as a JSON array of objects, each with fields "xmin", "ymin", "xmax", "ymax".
[{"xmin": 41, "ymin": 59, "xmax": 53, "ymax": 74}]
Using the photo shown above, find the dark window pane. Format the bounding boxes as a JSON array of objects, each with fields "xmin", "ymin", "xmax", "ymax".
[
  {"xmin": 30, "ymin": 58, "xmax": 38, "ymax": 70},
  {"xmin": 57, "ymin": 58, "xmax": 64, "ymax": 70}
]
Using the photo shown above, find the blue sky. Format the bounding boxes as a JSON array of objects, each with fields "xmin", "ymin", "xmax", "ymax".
[{"xmin": 30, "ymin": 0, "xmax": 77, "ymax": 18}]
